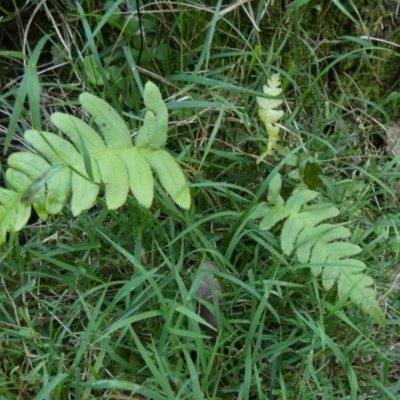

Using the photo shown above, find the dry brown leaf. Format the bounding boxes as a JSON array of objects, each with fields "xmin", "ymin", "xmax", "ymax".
[
  {"xmin": 196, "ymin": 262, "xmax": 223, "ymax": 338},
  {"xmin": 385, "ymin": 121, "xmax": 400, "ymax": 157}
]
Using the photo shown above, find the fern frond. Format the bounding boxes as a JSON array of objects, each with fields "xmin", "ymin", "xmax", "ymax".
[
  {"xmin": 256, "ymin": 73, "xmax": 284, "ymax": 162},
  {"xmin": 258, "ymin": 173, "xmax": 385, "ymax": 327},
  {"xmin": 0, "ymin": 82, "xmax": 191, "ymax": 244}
]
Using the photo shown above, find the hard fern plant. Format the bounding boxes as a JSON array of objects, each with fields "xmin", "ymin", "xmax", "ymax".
[
  {"xmin": 0, "ymin": 82, "xmax": 191, "ymax": 244},
  {"xmin": 254, "ymin": 74, "xmax": 385, "ymax": 327}
]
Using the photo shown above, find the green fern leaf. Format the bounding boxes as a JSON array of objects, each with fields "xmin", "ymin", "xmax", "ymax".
[
  {"xmin": 135, "ymin": 109, "xmax": 156, "ymax": 149},
  {"xmin": 45, "ymin": 167, "xmax": 72, "ymax": 214},
  {"xmin": 260, "ymin": 206, "xmax": 290, "ymax": 230},
  {"xmin": 51, "ymin": 104, "xmax": 149, "ymax": 210},
  {"xmin": 258, "ymin": 172, "xmax": 385, "ymax": 327},
  {"xmin": 25, "ymin": 125, "xmax": 100, "ymax": 216},
  {"xmin": 285, "ymin": 190, "xmax": 319, "ymax": 212},
  {"xmin": 24, "ymin": 129, "xmax": 98, "ymax": 215},
  {"xmin": 51, "ymin": 113, "xmax": 130, "ymax": 210},
  {"xmin": 51, "ymin": 113, "xmax": 106, "ymax": 153},
  {"xmin": 140, "ymin": 148, "xmax": 191, "ymax": 209},
  {"xmin": 79, "ymin": 93, "xmax": 132, "ymax": 149},
  {"xmin": 311, "ymin": 242, "xmax": 362, "ymax": 281},
  {"xmin": 96, "ymin": 153, "xmax": 129, "ymax": 210},
  {"xmin": 136, "ymin": 81, "xmax": 168, "ymax": 149},
  {"xmin": 70, "ymin": 173, "xmax": 100, "ymax": 216},
  {"xmin": 0, "ymin": 83, "xmax": 191, "ymax": 243},
  {"xmin": 282, "ymin": 202, "xmax": 339, "ymax": 255},
  {"xmin": 337, "ymin": 268, "xmax": 385, "ymax": 327},
  {"xmin": 297, "ymin": 224, "xmax": 350, "ymax": 267},
  {"xmin": 25, "ymin": 130, "xmax": 81, "ymax": 166},
  {"xmin": 22, "ymin": 164, "xmax": 70, "ymax": 215},
  {"xmin": 118, "ymin": 148, "xmax": 154, "ymax": 208},
  {"xmin": 6, "ymin": 168, "xmax": 33, "ymax": 197},
  {"xmin": 0, "ymin": 188, "xmax": 30, "ymax": 243},
  {"xmin": 267, "ymin": 173, "xmax": 285, "ymax": 206},
  {"xmin": 310, "ymin": 239, "xmax": 385, "ymax": 327},
  {"xmin": 7, "ymin": 152, "xmax": 50, "ymax": 219},
  {"xmin": 144, "ymin": 81, "xmax": 168, "ymax": 147}
]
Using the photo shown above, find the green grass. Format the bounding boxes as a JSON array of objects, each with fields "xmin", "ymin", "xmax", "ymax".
[{"xmin": 1, "ymin": 0, "xmax": 400, "ymax": 398}]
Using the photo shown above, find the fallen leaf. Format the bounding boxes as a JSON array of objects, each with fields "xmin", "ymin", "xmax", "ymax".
[{"xmin": 385, "ymin": 121, "xmax": 400, "ymax": 157}]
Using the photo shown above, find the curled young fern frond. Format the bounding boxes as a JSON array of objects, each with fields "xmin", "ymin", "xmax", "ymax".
[
  {"xmin": 256, "ymin": 173, "xmax": 385, "ymax": 327},
  {"xmin": 256, "ymin": 73, "xmax": 284, "ymax": 163},
  {"xmin": 0, "ymin": 82, "xmax": 191, "ymax": 244}
]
